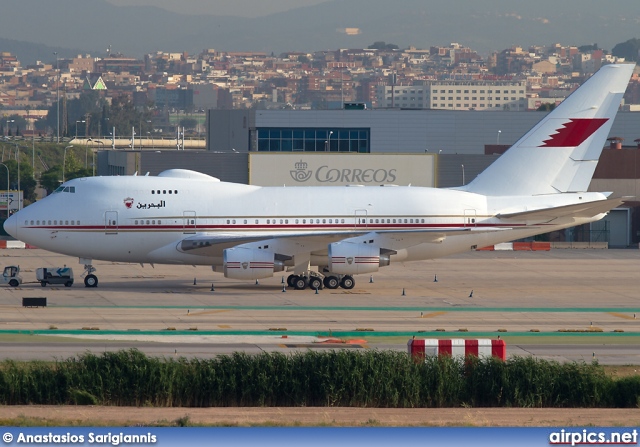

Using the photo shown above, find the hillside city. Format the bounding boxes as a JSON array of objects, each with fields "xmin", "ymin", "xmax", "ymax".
[{"xmin": 0, "ymin": 41, "xmax": 639, "ymax": 140}]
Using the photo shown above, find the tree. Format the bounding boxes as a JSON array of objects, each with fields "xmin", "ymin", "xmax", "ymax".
[
  {"xmin": 0, "ymin": 158, "xmax": 37, "ymax": 204},
  {"xmin": 179, "ymin": 118, "xmax": 198, "ymax": 130},
  {"xmin": 40, "ymin": 166, "xmax": 63, "ymax": 194},
  {"xmin": 108, "ymin": 95, "xmax": 153, "ymax": 137},
  {"xmin": 578, "ymin": 43, "xmax": 598, "ymax": 53},
  {"xmin": 537, "ymin": 103, "xmax": 556, "ymax": 111},
  {"xmin": 367, "ymin": 41, "xmax": 399, "ymax": 51},
  {"xmin": 612, "ymin": 38, "xmax": 640, "ymax": 62}
]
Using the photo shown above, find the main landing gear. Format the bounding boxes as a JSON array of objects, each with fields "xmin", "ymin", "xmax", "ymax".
[
  {"xmin": 286, "ymin": 273, "xmax": 355, "ymax": 291},
  {"xmin": 82, "ymin": 262, "xmax": 99, "ymax": 288}
]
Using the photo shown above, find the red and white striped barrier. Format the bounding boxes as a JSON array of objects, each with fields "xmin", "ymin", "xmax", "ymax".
[
  {"xmin": 0, "ymin": 240, "xmax": 37, "ymax": 249},
  {"xmin": 476, "ymin": 242, "xmax": 550, "ymax": 252},
  {"xmin": 408, "ymin": 338, "xmax": 506, "ymax": 361}
]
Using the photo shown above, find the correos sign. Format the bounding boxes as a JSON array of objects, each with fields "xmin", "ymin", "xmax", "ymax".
[{"xmin": 250, "ymin": 154, "xmax": 434, "ymax": 187}]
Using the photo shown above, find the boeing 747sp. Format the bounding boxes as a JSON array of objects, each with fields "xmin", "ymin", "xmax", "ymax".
[{"xmin": 4, "ymin": 64, "xmax": 635, "ymax": 289}]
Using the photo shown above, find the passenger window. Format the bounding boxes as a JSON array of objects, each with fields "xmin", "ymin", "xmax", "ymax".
[
  {"xmin": 48, "ymin": 220, "xmax": 51, "ymax": 225},
  {"xmin": 295, "ymin": 219, "xmax": 299, "ymax": 224},
  {"xmin": 174, "ymin": 190, "xmax": 178, "ymax": 194},
  {"xmin": 36, "ymin": 220, "xmax": 40, "ymax": 225},
  {"xmin": 232, "ymin": 219, "xmax": 236, "ymax": 224},
  {"xmin": 152, "ymin": 220, "xmax": 156, "ymax": 225},
  {"xmin": 157, "ymin": 220, "xmax": 161, "ymax": 224},
  {"xmin": 244, "ymin": 220, "xmax": 247, "ymax": 224},
  {"xmin": 146, "ymin": 220, "xmax": 150, "ymax": 225},
  {"xmin": 255, "ymin": 219, "xmax": 258, "ymax": 224},
  {"xmin": 303, "ymin": 219, "xmax": 306, "ymax": 224},
  {"xmin": 169, "ymin": 190, "xmax": 172, "ymax": 194},
  {"xmin": 163, "ymin": 190, "xmax": 166, "ymax": 194},
  {"xmin": 267, "ymin": 219, "xmax": 270, "ymax": 224},
  {"xmin": 65, "ymin": 220, "xmax": 68, "ymax": 225},
  {"xmin": 151, "ymin": 190, "xmax": 155, "ymax": 194},
  {"xmin": 135, "ymin": 220, "xmax": 138, "ymax": 225}
]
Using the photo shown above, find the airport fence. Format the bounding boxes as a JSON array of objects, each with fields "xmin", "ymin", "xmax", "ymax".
[{"xmin": 0, "ymin": 349, "xmax": 638, "ymax": 408}]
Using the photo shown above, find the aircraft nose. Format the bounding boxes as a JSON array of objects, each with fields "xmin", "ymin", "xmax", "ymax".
[{"xmin": 3, "ymin": 213, "xmax": 17, "ymax": 239}]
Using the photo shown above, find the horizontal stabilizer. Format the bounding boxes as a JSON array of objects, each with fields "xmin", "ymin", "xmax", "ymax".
[{"xmin": 497, "ymin": 197, "xmax": 626, "ymax": 223}]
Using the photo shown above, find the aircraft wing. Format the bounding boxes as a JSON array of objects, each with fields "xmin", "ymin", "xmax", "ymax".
[
  {"xmin": 178, "ymin": 227, "xmax": 514, "ymax": 258},
  {"xmin": 496, "ymin": 197, "xmax": 626, "ymax": 224}
]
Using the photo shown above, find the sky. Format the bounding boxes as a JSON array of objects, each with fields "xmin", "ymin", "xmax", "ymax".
[{"xmin": 106, "ymin": 0, "xmax": 331, "ymax": 17}]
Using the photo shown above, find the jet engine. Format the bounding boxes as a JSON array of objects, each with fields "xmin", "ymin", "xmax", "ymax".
[
  {"xmin": 223, "ymin": 247, "xmax": 282, "ymax": 280},
  {"xmin": 328, "ymin": 241, "xmax": 384, "ymax": 275}
]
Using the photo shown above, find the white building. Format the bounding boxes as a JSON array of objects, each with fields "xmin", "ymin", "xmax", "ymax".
[
  {"xmin": 375, "ymin": 81, "xmax": 527, "ymax": 111},
  {"xmin": 427, "ymin": 81, "xmax": 527, "ymax": 111}
]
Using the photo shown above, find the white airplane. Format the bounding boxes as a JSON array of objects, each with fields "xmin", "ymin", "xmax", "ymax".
[{"xmin": 3, "ymin": 64, "xmax": 635, "ymax": 289}]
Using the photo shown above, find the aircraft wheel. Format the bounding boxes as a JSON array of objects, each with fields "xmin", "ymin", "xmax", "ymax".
[
  {"xmin": 323, "ymin": 276, "xmax": 340, "ymax": 289},
  {"xmin": 84, "ymin": 274, "xmax": 98, "ymax": 288},
  {"xmin": 308, "ymin": 277, "xmax": 322, "ymax": 291},
  {"xmin": 287, "ymin": 274, "xmax": 297, "ymax": 287},
  {"xmin": 65, "ymin": 281, "xmax": 73, "ymax": 287},
  {"xmin": 293, "ymin": 276, "xmax": 307, "ymax": 290},
  {"xmin": 8, "ymin": 279, "xmax": 18, "ymax": 287},
  {"xmin": 340, "ymin": 275, "xmax": 355, "ymax": 290}
]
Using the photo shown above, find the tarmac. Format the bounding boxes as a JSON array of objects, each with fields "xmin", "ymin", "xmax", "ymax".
[{"xmin": 1, "ymin": 248, "xmax": 639, "ymax": 364}]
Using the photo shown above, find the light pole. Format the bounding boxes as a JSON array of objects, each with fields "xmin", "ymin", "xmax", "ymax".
[
  {"xmin": 461, "ymin": 164, "xmax": 465, "ymax": 186},
  {"xmin": 75, "ymin": 120, "xmax": 85, "ymax": 140},
  {"xmin": 327, "ymin": 131, "xmax": 333, "ymax": 151},
  {"xmin": 54, "ymin": 51, "xmax": 59, "ymax": 143},
  {"xmin": 92, "ymin": 140, "xmax": 104, "ymax": 176},
  {"xmin": 0, "ymin": 163, "xmax": 8, "ymax": 218},
  {"xmin": 63, "ymin": 145, "xmax": 73, "ymax": 182},
  {"xmin": 497, "ymin": 130, "xmax": 502, "ymax": 145},
  {"xmin": 13, "ymin": 144, "xmax": 20, "ymax": 210},
  {"xmin": 5, "ymin": 119, "xmax": 14, "ymax": 136}
]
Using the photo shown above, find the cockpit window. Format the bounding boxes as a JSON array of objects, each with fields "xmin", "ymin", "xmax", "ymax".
[{"xmin": 53, "ymin": 186, "xmax": 76, "ymax": 194}]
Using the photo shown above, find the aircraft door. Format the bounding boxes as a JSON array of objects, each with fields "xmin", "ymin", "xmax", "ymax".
[
  {"xmin": 183, "ymin": 211, "xmax": 196, "ymax": 234},
  {"xmin": 105, "ymin": 211, "xmax": 118, "ymax": 234},
  {"xmin": 354, "ymin": 209, "xmax": 368, "ymax": 229},
  {"xmin": 464, "ymin": 209, "xmax": 477, "ymax": 227}
]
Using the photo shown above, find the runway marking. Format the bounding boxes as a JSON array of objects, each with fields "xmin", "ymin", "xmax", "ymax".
[
  {"xmin": 50, "ymin": 305, "xmax": 640, "ymax": 312},
  {"xmin": 420, "ymin": 311, "xmax": 447, "ymax": 319},
  {"xmin": 187, "ymin": 310, "xmax": 232, "ymax": 316},
  {"xmin": 279, "ymin": 343, "xmax": 365, "ymax": 349},
  {"xmin": 609, "ymin": 312, "xmax": 637, "ymax": 320},
  {"xmin": 2, "ymin": 329, "xmax": 640, "ymax": 337}
]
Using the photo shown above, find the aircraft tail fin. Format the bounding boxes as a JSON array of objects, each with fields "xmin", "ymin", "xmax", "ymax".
[{"xmin": 464, "ymin": 64, "xmax": 635, "ymax": 196}]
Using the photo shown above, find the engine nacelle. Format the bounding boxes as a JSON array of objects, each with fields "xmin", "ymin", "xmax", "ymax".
[
  {"xmin": 223, "ymin": 247, "xmax": 277, "ymax": 280},
  {"xmin": 328, "ymin": 241, "xmax": 381, "ymax": 275}
]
